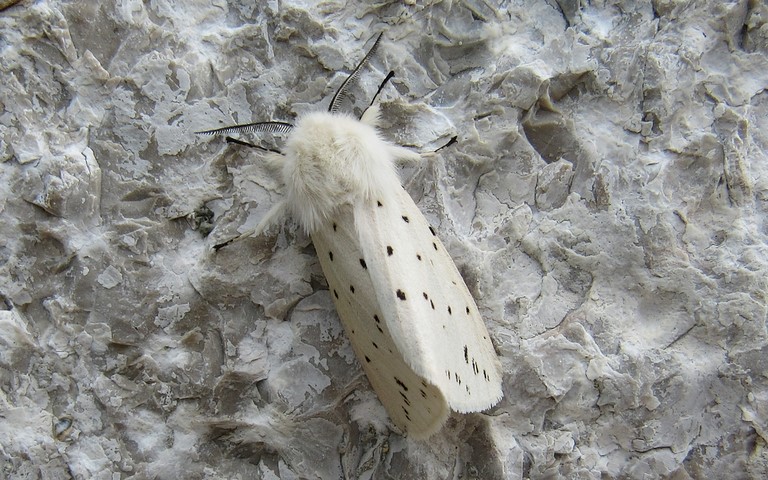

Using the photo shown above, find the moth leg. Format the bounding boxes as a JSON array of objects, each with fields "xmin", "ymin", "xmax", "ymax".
[
  {"xmin": 433, "ymin": 135, "xmax": 457, "ymax": 152},
  {"xmin": 225, "ymin": 136, "xmax": 283, "ymax": 155},
  {"xmin": 387, "ymin": 144, "xmax": 423, "ymax": 163},
  {"xmin": 390, "ymin": 134, "xmax": 458, "ymax": 165},
  {"xmin": 214, "ymin": 200, "xmax": 287, "ymax": 250},
  {"xmin": 262, "ymin": 151, "xmax": 286, "ymax": 172}
]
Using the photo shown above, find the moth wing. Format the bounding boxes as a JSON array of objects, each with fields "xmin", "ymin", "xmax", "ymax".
[
  {"xmin": 355, "ymin": 187, "xmax": 503, "ymax": 413},
  {"xmin": 312, "ymin": 206, "xmax": 450, "ymax": 438}
]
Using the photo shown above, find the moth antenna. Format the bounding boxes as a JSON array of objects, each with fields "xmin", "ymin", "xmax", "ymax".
[
  {"xmin": 368, "ymin": 70, "xmax": 395, "ymax": 108},
  {"xmin": 328, "ymin": 32, "xmax": 384, "ymax": 114},
  {"xmin": 195, "ymin": 121, "xmax": 294, "ymax": 136},
  {"xmin": 197, "ymin": 121, "xmax": 292, "ymax": 153}
]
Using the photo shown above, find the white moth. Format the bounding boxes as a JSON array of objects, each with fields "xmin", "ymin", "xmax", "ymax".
[{"xmin": 199, "ymin": 34, "xmax": 502, "ymax": 438}]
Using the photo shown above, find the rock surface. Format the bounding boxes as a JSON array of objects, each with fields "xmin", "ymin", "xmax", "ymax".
[{"xmin": 1, "ymin": 1, "xmax": 767, "ymax": 478}]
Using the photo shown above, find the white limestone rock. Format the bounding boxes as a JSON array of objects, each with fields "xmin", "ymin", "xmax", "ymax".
[{"xmin": 1, "ymin": 1, "xmax": 766, "ymax": 478}]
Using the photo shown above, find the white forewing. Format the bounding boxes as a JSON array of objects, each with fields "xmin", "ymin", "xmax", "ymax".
[
  {"xmin": 312, "ymin": 206, "xmax": 450, "ymax": 438},
  {"xmin": 354, "ymin": 187, "xmax": 503, "ymax": 413},
  {"xmin": 312, "ymin": 180, "xmax": 502, "ymax": 437}
]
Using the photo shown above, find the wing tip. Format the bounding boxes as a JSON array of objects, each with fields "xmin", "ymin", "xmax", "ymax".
[
  {"xmin": 401, "ymin": 388, "xmax": 503, "ymax": 439},
  {"xmin": 395, "ymin": 382, "xmax": 503, "ymax": 439},
  {"xmin": 448, "ymin": 385, "xmax": 504, "ymax": 414}
]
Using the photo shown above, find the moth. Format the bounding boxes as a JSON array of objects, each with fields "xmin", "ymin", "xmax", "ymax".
[{"xmin": 198, "ymin": 34, "xmax": 502, "ymax": 438}]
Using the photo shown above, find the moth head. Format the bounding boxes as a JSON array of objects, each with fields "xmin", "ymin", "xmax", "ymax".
[{"xmin": 280, "ymin": 111, "xmax": 399, "ymax": 233}]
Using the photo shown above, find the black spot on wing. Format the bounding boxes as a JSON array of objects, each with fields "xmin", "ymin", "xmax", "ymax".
[
  {"xmin": 394, "ymin": 377, "xmax": 408, "ymax": 391},
  {"xmin": 332, "ymin": 222, "xmax": 337, "ymax": 231},
  {"xmin": 387, "ymin": 246, "xmax": 393, "ymax": 256},
  {"xmin": 416, "ymin": 254, "xmax": 422, "ymax": 261},
  {"xmin": 402, "ymin": 215, "xmax": 410, "ymax": 223},
  {"xmin": 329, "ymin": 251, "xmax": 334, "ymax": 261},
  {"xmin": 377, "ymin": 200, "xmax": 383, "ymax": 207},
  {"xmin": 396, "ymin": 289, "xmax": 406, "ymax": 300},
  {"xmin": 466, "ymin": 306, "xmax": 470, "ymax": 315},
  {"xmin": 359, "ymin": 258, "xmax": 367, "ymax": 269},
  {"xmin": 333, "ymin": 289, "xmax": 339, "ymax": 299},
  {"xmin": 429, "ymin": 226, "xmax": 436, "ymax": 236},
  {"xmin": 365, "ymin": 355, "xmax": 371, "ymax": 363},
  {"xmin": 349, "ymin": 285, "xmax": 355, "ymax": 294},
  {"xmin": 432, "ymin": 241, "xmax": 438, "ymax": 251},
  {"xmin": 448, "ymin": 305, "xmax": 452, "ymax": 315},
  {"xmin": 464, "ymin": 345, "xmax": 469, "ymax": 364}
]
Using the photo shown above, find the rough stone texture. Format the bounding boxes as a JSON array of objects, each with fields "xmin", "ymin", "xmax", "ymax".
[{"xmin": 1, "ymin": 1, "xmax": 767, "ymax": 479}]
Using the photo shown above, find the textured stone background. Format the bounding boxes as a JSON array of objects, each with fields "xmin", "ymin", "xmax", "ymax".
[{"xmin": 1, "ymin": 1, "xmax": 767, "ymax": 478}]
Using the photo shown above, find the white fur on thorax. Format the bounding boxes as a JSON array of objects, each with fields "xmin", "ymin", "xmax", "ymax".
[{"xmin": 280, "ymin": 109, "xmax": 402, "ymax": 233}]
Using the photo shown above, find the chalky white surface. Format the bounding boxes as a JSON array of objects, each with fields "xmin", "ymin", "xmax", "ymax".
[{"xmin": 1, "ymin": 1, "xmax": 767, "ymax": 478}]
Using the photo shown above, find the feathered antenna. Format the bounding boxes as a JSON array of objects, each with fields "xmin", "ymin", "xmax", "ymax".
[
  {"xmin": 195, "ymin": 121, "xmax": 294, "ymax": 136},
  {"xmin": 328, "ymin": 32, "xmax": 384, "ymax": 114},
  {"xmin": 369, "ymin": 70, "xmax": 395, "ymax": 108}
]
